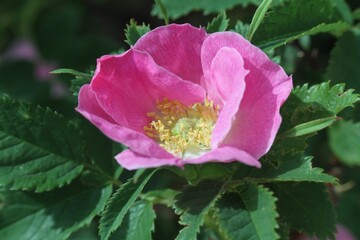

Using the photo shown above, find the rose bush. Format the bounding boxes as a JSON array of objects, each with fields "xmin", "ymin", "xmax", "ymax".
[{"xmin": 77, "ymin": 23, "xmax": 292, "ymax": 170}]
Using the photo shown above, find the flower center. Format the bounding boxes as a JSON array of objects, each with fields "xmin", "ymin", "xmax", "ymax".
[{"xmin": 144, "ymin": 98, "xmax": 219, "ymax": 158}]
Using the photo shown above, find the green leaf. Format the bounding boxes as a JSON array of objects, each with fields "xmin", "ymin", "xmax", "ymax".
[
  {"xmin": 206, "ymin": 11, "xmax": 229, "ymax": 33},
  {"xmin": 125, "ymin": 19, "xmax": 150, "ymax": 46},
  {"xmin": 247, "ymin": 0, "xmax": 272, "ymax": 41},
  {"xmin": 154, "ymin": 0, "xmax": 169, "ymax": 25},
  {"xmin": 271, "ymin": 182, "xmax": 337, "ymax": 240},
  {"xmin": 0, "ymin": 95, "xmax": 84, "ymax": 192},
  {"xmin": 142, "ymin": 189, "xmax": 178, "ymax": 207},
  {"xmin": 174, "ymin": 180, "xmax": 224, "ymax": 240},
  {"xmin": 280, "ymin": 116, "xmax": 338, "ymax": 138},
  {"xmin": 327, "ymin": 29, "xmax": 360, "ymax": 90},
  {"xmin": 215, "ymin": 183, "xmax": 279, "ymax": 240},
  {"xmin": 252, "ymin": 0, "xmax": 350, "ymax": 50},
  {"xmin": 99, "ymin": 169, "xmax": 156, "ymax": 240},
  {"xmin": 0, "ymin": 182, "xmax": 112, "ymax": 240},
  {"xmin": 329, "ymin": 120, "xmax": 360, "ymax": 166},
  {"xmin": 51, "ymin": 68, "xmax": 92, "ymax": 96},
  {"xmin": 109, "ymin": 200, "xmax": 156, "ymax": 240},
  {"xmin": 332, "ymin": 0, "xmax": 353, "ymax": 24},
  {"xmin": 280, "ymin": 82, "xmax": 359, "ymax": 133},
  {"xmin": 354, "ymin": 8, "xmax": 360, "ymax": 20},
  {"xmin": 236, "ymin": 153, "xmax": 337, "ymax": 184},
  {"xmin": 151, "ymin": 0, "xmax": 284, "ymax": 20},
  {"xmin": 232, "ymin": 21, "xmax": 250, "ymax": 37}
]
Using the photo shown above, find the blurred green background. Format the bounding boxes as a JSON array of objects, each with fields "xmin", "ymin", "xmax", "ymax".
[{"xmin": 1, "ymin": 0, "xmax": 360, "ymax": 239}]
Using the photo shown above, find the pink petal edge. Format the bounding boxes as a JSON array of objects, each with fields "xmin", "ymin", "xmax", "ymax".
[{"xmin": 134, "ymin": 23, "xmax": 207, "ymax": 85}]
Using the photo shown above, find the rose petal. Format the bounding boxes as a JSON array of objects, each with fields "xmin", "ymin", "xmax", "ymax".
[
  {"xmin": 115, "ymin": 149, "xmax": 181, "ymax": 170},
  {"xmin": 77, "ymin": 85, "xmax": 173, "ymax": 158},
  {"xmin": 185, "ymin": 146, "xmax": 261, "ymax": 167},
  {"xmin": 134, "ymin": 23, "xmax": 207, "ymax": 84},
  {"xmin": 202, "ymin": 32, "xmax": 292, "ymax": 158},
  {"xmin": 207, "ymin": 47, "xmax": 248, "ymax": 148},
  {"xmin": 91, "ymin": 49, "xmax": 206, "ymax": 133}
]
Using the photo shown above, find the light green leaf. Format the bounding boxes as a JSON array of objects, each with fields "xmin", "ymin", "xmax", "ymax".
[
  {"xmin": 252, "ymin": 0, "xmax": 350, "ymax": 50},
  {"xmin": 327, "ymin": 29, "xmax": 360, "ymax": 90},
  {"xmin": 232, "ymin": 21, "xmax": 250, "ymax": 37},
  {"xmin": 99, "ymin": 169, "xmax": 156, "ymax": 240},
  {"xmin": 329, "ymin": 120, "xmax": 360, "ymax": 166},
  {"xmin": 280, "ymin": 116, "xmax": 338, "ymax": 138},
  {"xmin": 0, "ymin": 183, "xmax": 112, "ymax": 240},
  {"xmin": 154, "ymin": 0, "xmax": 169, "ymax": 25},
  {"xmin": 236, "ymin": 153, "xmax": 337, "ymax": 184},
  {"xmin": 51, "ymin": 68, "xmax": 92, "ymax": 96},
  {"xmin": 332, "ymin": 0, "xmax": 353, "ymax": 24},
  {"xmin": 247, "ymin": 0, "xmax": 272, "ymax": 41},
  {"xmin": 0, "ymin": 95, "xmax": 84, "ymax": 192},
  {"xmin": 151, "ymin": 0, "xmax": 284, "ymax": 20},
  {"xmin": 109, "ymin": 201, "xmax": 156, "ymax": 240},
  {"xmin": 142, "ymin": 189, "xmax": 178, "ymax": 207},
  {"xmin": 271, "ymin": 182, "xmax": 337, "ymax": 240},
  {"xmin": 206, "ymin": 11, "xmax": 229, "ymax": 33},
  {"xmin": 125, "ymin": 19, "xmax": 150, "ymax": 46},
  {"xmin": 174, "ymin": 180, "xmax": 224, "ymax": 240},
  {"xmin": 215, "ymin": 183, "xmax": 279, "ymax": 240},
  {"xmin": 280, "ymin": 82, "xmax": 359, "ymax": 133}
]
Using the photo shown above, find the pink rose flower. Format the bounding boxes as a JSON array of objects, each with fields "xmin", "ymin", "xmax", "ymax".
[{"xmin": 77, "ymin": 24, "xmax": 292, "ymax": 170}]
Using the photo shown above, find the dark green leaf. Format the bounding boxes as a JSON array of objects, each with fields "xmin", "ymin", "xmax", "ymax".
[
  {"xmin": 327, "ymin": 29, "xmax": 360, "ymax": 90},
  {"xmin": 110, "ymin": 200, "xmax": 156, "ymax": 240},
  {"xmin": 174, "ymin": 180, "xmax": 224, "ymax": 240},
  {"xmin": 215, "ymin": 183, "xmax": 279, "ymax": 240},
  {"xmin": 125, "ymin": 19, "xmax": 150, "ymax": 46},
  {"xmin": 252, "ymin": 0, "xmax": 349, "ymax": 50},
  {"xmin": 247, "ymin": 0, "xmax": 272, "ymax": 41},
  {"xmin": 99, "ymin": 169, "xmax": 156, "ymax": 240},
  {"xmin": 329, "ymin": 120, "xmax": 360, "ymax": 166},
  {"xmin": 0, "ymin": 95, "xmax": 84, "ymax": 192},
  {"xmin": 354, "ymin": 8, "xmax": 360, "ymax": 20},
  {"xmin": 271, "ymin": 182, "xmax": 337, "ymax": 240},
  {"xmin": 236, "ymin": 153, "xmax": 337, "ymax": 184},
  {"xmin": 0, "ymin": 183, "xmax": 111, "ymax": 240},
  {"xmin": 206, "ymin": 11, "xmax": 229, "ymax": 33}
]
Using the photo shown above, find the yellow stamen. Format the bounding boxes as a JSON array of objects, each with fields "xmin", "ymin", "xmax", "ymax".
[{"xmin": 144, "ymin": 98, "xmax": 219, "ymax": 158}]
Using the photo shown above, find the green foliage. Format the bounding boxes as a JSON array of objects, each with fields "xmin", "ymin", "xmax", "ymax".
[
  {"xmin": 329, "ymin": 120, "xmax": 360, "ymax": 166},
  {"xmin": 174, "ymin": 180, "xmax": 224, "ymax": 240},
  {"xmin": 232, "ymin": 21, "xmax": 250, "ymax": 37},
  {"xmin": 110, "ymin": 200, "xmax": 156, "ymax": 240},
  {"xmin": 51, "ymin": 68, "xmax": 92, "ymax": 96},
  {"xmin": 0, "ymin": 95, "xmax": 84, "ymax": 192},
  {"xmin": 247, "ymin": 0, "xmax": 272, "ymax": 41},
  {"xmin": 271, "ymin": 182, "xmax": 337, "ymax": 240},
  {"xmin": 151, "ymin": 0, "xmax": 286, "ymax": 20},
  {"xmin": 99, "ymin": 170, "xmax": 156, "ymax": 240},
  {"xmin": 236, "ymin": 153, "xmax": 337, "ymax": 184},
  {"xmin": 252, "ymin": 0, "xmax": 350, "ymax": 50},
  {"xmin": 215, "ymin": 183, "xmax": 279, "ymax": 240},
  {"xmin": 0, "ymin": 183, "xmax": 111, "ymax": 240},
  {"xmin": 154, "ymin": 0, "xmax": 169, "ymax": 25},
  {"xmin": 281, "ymin": 82, "xmax": 359, "ymax": 132},
  {"xmin": 354, "ymin": 8, "xmax": 360, "ymax": 20},
  {"xmin": 142, "ymin": 189, "xmax": 178, "ymax": 207},
  {"xmin": 125, "ymin": 19, "xmax": 151, "ymax": 46},
  {"xmin": 280, "ymin": 116, "xmax": 338, "ymax": 138},
  {"xmin": 327, "ymin": 29, "xmax": 360, "ymax": 90},
  {"xmin": 206, "ymin": 12, "xmax": 229, "ymax": 33}
]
